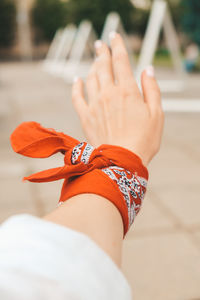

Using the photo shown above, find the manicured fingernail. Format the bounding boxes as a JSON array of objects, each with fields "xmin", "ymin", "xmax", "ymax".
[
  {"xmin": 109, "ymin": 31, "xmax": 117, "ymax": 40},
  {"xmin": 146, "ymin": 65, "xmax": 155, "ymax": 77},
  {"xmin": 73, "ymin": 76, "xmax": 79, "ymax": 83},
  {"xmin": 94, "ymin": 40, "xmax": 102, "ymax": 49}
]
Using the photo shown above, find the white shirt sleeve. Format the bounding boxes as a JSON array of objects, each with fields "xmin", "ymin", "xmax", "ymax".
[{"xmin": 0, "ymin": 214, "xmax": 132, "ymax": 300}]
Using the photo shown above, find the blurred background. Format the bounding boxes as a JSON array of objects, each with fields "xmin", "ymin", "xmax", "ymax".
[
  {"xmin": 0, "ymin": 0, "xmax": 200, "ymax": 65},
  {"xmin": 0, "ymin": 0, "xmax": 200, "ymax": 299}
]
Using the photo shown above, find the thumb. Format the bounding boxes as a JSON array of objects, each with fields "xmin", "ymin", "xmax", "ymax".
[{"xmin": 141, "ymin": 66, "xmax": 162, "ymax": 115}]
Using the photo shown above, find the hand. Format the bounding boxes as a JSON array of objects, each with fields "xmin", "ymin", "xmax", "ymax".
[{"xmin": 72, "ymin": 33, "xmax": 164, "ymax": 166}]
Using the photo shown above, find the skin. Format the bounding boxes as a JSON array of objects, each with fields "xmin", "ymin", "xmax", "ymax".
[{"xmin": 44, "ymin": 33, "xmax": 164, "ymax": 268}]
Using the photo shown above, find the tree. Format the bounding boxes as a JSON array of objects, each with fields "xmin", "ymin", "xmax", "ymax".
[
  {"xmin": 32, "ymin": 0, "xmax": 68, "ymax": 42},
  {"xmin": 65, "ymin": 0, "xmax": 135, "ymax": 36},
  {"xmin": 0, "ymin": 0, "xmax": 16, "ymax": 47},
  {"xmin": 180, "ymin": 0, "xmax": 200, "ymax": 46}
]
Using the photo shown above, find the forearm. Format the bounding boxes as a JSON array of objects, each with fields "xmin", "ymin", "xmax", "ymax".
[{"xmin": 43, "ymin": 193, "xmax": 124, "ymax": 267}]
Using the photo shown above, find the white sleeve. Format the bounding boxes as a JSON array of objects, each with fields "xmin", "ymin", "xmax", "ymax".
[{"xmin": 0, "ymin": 214, "xmax": 132, "ymax": 300}]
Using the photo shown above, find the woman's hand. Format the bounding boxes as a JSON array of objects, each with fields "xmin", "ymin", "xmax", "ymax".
[{"xmin": 72, "ymin": 32, "xmax": 164, "ymax": 166}]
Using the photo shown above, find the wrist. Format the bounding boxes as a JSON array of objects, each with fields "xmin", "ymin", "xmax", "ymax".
[{"xmin": 103, "ymin": 142, "xmax": 150, "ymax": 168}]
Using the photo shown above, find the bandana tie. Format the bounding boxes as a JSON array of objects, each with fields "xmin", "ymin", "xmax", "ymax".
[{"xmin": 10, "ymin": 121, "xmax": 149, "ymax": 235}]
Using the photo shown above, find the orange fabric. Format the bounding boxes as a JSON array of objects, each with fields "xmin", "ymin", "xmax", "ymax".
[{"xmin": 10, "ymin": 122, "xmax": 149, "ymax": 235}]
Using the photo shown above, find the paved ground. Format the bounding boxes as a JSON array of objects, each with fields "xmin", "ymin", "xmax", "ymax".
[{"xmin": 0, "ymin": 62, "xmax": 200, "ymax": 300}]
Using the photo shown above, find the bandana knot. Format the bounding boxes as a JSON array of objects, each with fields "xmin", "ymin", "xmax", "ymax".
[
  {"xmin": 10, "ymin": 122, "xmax": 117, "ymax": 183},
  {"xmin": 70, "ymin": 142, "xmax": 94, "ymax": 165}
]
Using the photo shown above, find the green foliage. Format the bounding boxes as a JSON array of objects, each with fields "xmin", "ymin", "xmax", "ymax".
[
  {"xmin": 32, "ymin": 0, "xmax": 68, "ymax": 42},
  {"xmin": 0, "ymin": 0, "xmax": 16, "ymax": 47},
  {"xmin": 130, "ymin": 8, "xmax": 149, "ymax": 37},
  {"xmin": 180, "ymin": 0, "xmax": 200, "ymax": 46},
  {"xmin": 65, "ymin": 0, "xmax": 135, "ymax": 36},
  {"xmin": 168, "ymin": 1, "xmax": 183, "ymax": 30}
]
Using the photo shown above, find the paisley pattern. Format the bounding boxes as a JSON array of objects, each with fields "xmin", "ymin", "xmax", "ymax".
[
  {"xmin": 71, "ymin": 142, "xmax": 94, "ymax": 165},
  {"xmin": 71, "ymin": 143, "xmax": 85, "ymax": 164},
  {"xmin": 81, "ymin": 144, "xmax": 94, "ymax": 164},
  {"xmin": 102, "ymin": 166, "xmax": 147, "ymax": 228}
]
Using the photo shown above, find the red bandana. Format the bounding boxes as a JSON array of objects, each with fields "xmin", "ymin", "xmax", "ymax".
[{"xmin": 10, "ymin": 122, "xmax": 148, "ymax": 235}]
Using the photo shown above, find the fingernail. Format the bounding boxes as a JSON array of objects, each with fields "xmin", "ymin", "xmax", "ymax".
[
  {"xmin": 109, "ymin": 31, "xmax": 117, "ymax": 40},
  {"xmin": 73, "ymin": 76, "xmax": 79, "ymax": 83},
  {"xmin": 146, "ymin": 65, "xmax": 155, "ymax": 77},
  {"xmin": 94, "ymin": 40, "xmax": 102, "ymax": 49}
]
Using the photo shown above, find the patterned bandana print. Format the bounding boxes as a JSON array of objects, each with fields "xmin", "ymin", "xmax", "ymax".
[
  {"xmin": 102, "ymin": 166, "xmax": 147, "ymax": 228},
  {"xmin": 10, "ymin": 121, "xmax": 149, "ymax": 235},
  {"xmin": 71, "ymin": 143, "xmax": 94, "ymax": 165}
]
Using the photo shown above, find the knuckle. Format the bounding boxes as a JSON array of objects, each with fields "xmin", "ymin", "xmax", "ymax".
[
  {"xmin": 121, "ymin": 84, "xmax": 139, "ymax": 99},
  {"xmin": 100, "ymin": 90, "xmax": 112, "ymax": 103},
  {"xmin": 121, "ymin": 87, "xmax": 132, "ymax": 98},
  {"xmin": 98, "ymin": 87, "xmax": 118, "ymax": 103}
]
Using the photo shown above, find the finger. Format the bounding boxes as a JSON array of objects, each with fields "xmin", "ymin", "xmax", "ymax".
[
  {"xmin": 94, "ymin": 40, "xmax": 114, "ymax": 89},
  {"xmin": 72, "ymin": 77, "xmax": 88, "ymax": 123},
  {"xmin": 110, "ymin": 32, "xmax": 138, "ymax": 89},
  {"xmin": 141, "ymin": 66, "xmax": 163, "ymax": 115},
  {"xmin": 86, "ymin": 61, "xmax": 100, "ymax": 104}
]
